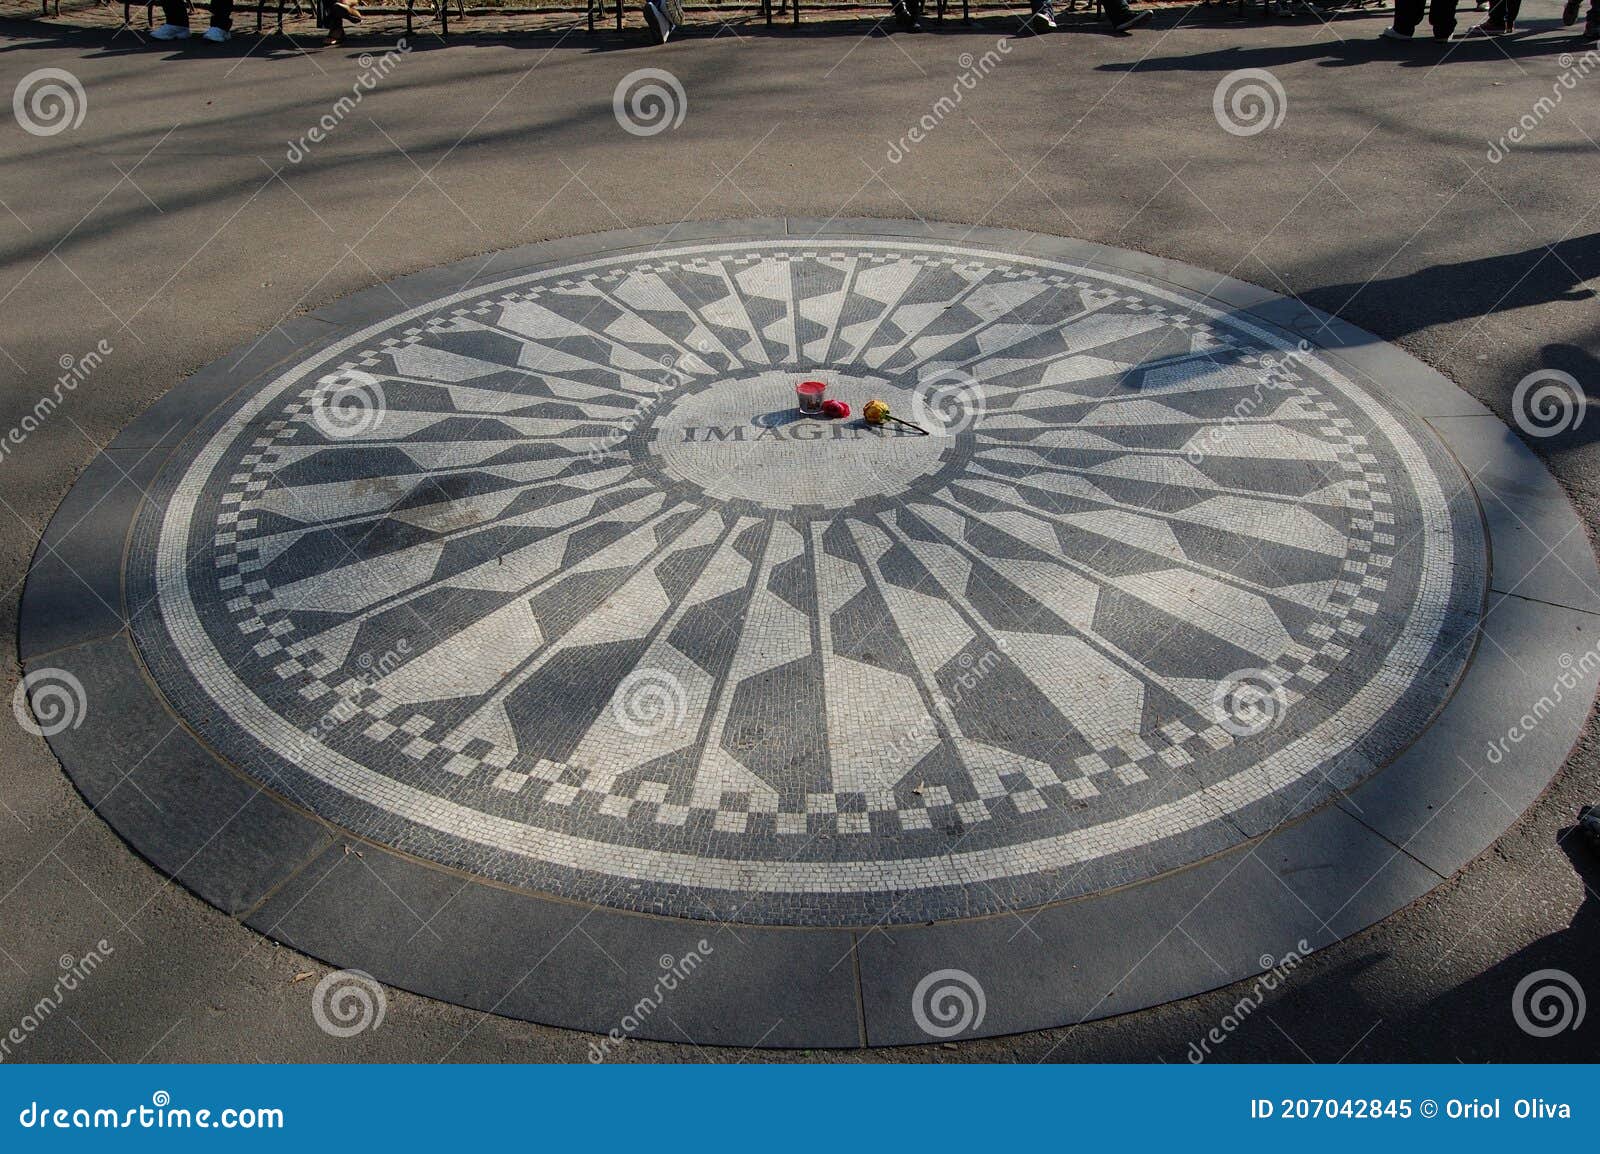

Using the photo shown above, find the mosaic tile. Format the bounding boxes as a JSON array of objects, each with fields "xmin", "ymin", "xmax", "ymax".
[{"xmin": 125, "ymin": 239, "xmax": 1486, "ymax": 925}]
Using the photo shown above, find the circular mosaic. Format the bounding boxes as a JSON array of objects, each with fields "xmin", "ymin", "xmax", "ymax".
[{"xmin": 129, "ymin": 237, "xmax": 1485, "ymax": 926}]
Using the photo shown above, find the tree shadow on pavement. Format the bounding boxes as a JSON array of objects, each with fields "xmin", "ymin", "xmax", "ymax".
[
  {"xmin": 1300, "ymin": 234, "xmax": 1600, "ymax": 340},
  {"xmin": 1372, "ymin": 822, "xmax": 1598, "ymax": 1061},
  {"xmin": 1098, "ymin": 22, "xmax": 1591, "ymax": 71}
]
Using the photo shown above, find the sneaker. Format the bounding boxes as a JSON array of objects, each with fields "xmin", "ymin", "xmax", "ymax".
[
  {"xmin": 201, "ymin": 25, "xmax": 230, "ymax": 41},
  {"xmin": 1562, "ymin": 0, "xmax": 1580, "ymax": 22},
  {"xmin": 1032, "ymin": 2, "xmax": 1058, "ymax": 27},
  {"xmin": 1113, "ymin": 7, "xmax": 1152, "ymax": 28},
  {"xmin": 1463, "ymin": 21, "xmax": 1512, "ymax": 34},
  {"xmin": 149, "ymin": 22, "xmax": 190, "ymax": 38},
  {"xmin": 643, "ymin": 0, "xmax": 671, "ymax": 41}
]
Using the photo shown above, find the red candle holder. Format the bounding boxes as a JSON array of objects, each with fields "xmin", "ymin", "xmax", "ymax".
[{"xmin": 796, "ymin": 380, "xmax": 827, "ymax": 414}]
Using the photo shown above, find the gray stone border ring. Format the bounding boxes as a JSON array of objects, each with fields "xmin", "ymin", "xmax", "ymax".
[{"xmin": 19, "ymin": 219, "xmax": 1599, "ymax": 1047}]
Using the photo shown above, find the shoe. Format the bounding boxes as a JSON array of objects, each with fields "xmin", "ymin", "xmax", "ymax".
[
  {"xmin": 324, "ymin": 31, "xmax": 344, "ymax": 45},
  {"xmin": 1379, "ymin": 25, "xmax": 1412, "ymax": 38},
  {"xmin": 643, "ymin": 0, "xmax": 671, "ymax": 41},
  {"xmin": 1562, "ymin": 0, "xmax": 1580, "ymax": 22},
  {"xmin": 1032, "ymin": 3, "xmax": 1058, "ymax": 27},
  {"xmin": 149, "ymin": 22, "xmax": 190, "ymax": 38},
  {"xmin": 1584, "ymin": 22, "xmax": 1599, "ymax": 40},
  {"xmin": 201, "ymin": 25, "xmax": 230, "ymax": 41},
  {"xmin": 1113, "ymin": 7, "xmax": 1151, "ymax": 28},
  {"xmin": 1463, "ymin": 21, "xmax": 1511, "ymax": 34},
  {"xmin": 332, "ymin": 0, "xmax": 363, "ymax": 20}
]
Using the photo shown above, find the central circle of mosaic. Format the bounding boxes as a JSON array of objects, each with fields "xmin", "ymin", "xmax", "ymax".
[
  {"xmin": 130, "ymin": 238, "xmax": 1484, "ymax": 925},
  {"xmin": 649, "ymin": 370, "xmax": 958, "ymax": 511}
]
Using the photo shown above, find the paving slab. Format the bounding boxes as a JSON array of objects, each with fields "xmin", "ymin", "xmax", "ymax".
[{"xmin": 21, "ymin": 633, "xmax": 333, "ymax": 915}]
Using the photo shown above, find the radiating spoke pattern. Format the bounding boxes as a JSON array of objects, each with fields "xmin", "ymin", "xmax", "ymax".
[{"xmin": 131, "ymin": 239, "xmax": 1484, "ymax": 924}]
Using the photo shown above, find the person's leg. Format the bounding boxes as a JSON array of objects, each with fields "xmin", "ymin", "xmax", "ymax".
[
  {"xmin": 1389, "ymin": 0, "xmax": 1424, "ymax": 34},
  {"xmin": 643, "ymin": 0, "xmax": 673, "ymax": 41},
  {"xmin": 151, "ymin": 0, "xmax": 192, "ymax": 36},
  {"xmin": 1102, "ymin": 0, "xmax": 1151, "ymax": 28},
  {"xmin": 1428, "ymin": 0, "xmax": 1460, "ymax": 38},
  {"xmin": 188, "ymin": 0, "xmax": 233, "ymax": 40},
  {"xmin": 323, "ymin": 0, "xmax": 345, "ymax": 42},
  {"xmin": 1478, "ymin": 0, "xmax": 1518, "ymax": 25},
  {"xmin": 1471, "ymin": 0, "xmax": 1508, "ymax": 25},
  {"xmin": 891, "ymin": 0, "xmax": 922, "ymax": 28}
]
